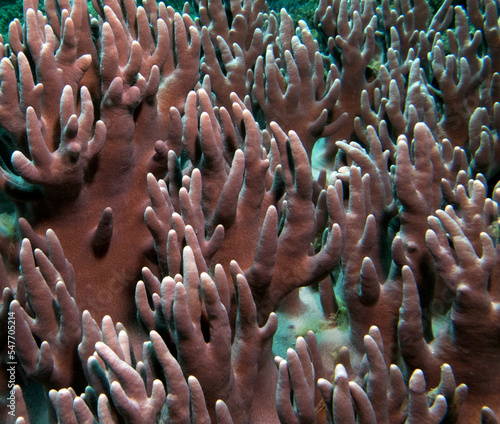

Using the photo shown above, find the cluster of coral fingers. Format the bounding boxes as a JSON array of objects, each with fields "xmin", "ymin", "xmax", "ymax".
[{"xmin": 0, "ymin": 0, "xmax": 500, "ymax": 422}]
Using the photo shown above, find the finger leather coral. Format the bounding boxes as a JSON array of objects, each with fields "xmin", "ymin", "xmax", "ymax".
[{"xmin": 0, "ymin": 0, "xmax": 500, "ymax": 422}]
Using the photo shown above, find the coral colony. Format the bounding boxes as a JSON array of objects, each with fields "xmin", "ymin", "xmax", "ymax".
[{"xmin": 1, "ymin": 0, "xmax": 500, "ymax": 421}]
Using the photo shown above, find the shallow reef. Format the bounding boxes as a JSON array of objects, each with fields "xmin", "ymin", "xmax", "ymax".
[{"xmin": 0, "ymin": 0, "xmax": 500, "ymax": 422}]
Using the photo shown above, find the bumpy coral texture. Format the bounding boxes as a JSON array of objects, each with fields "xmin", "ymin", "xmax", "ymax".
[{"xmin": 0, "ymin": 0, "xmax": 500, "ymax": 422}]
